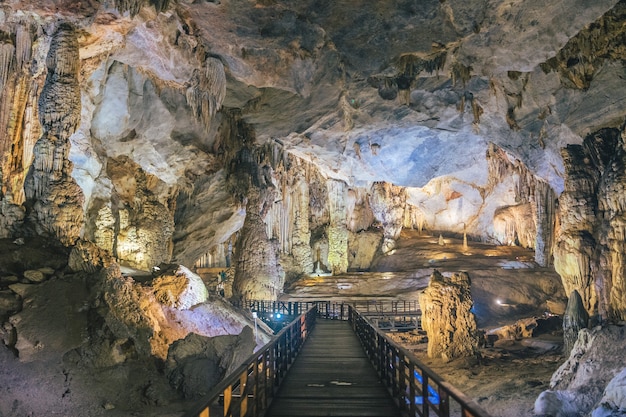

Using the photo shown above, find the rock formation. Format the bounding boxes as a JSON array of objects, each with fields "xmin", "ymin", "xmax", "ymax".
[
  {"xmin": 419, "ymin": 270, "xmax": 479, "ymax": 360},
  {"xmin": 563, "ymin": 289, "xmax": 589, "ymax": 355},
  {"xmin": 535, "ymin": 325, "xmax": 626, "ymax": 417},
  {"xmin": 165, "ymin": 327, "xmax": 255, "ymax": 399}
]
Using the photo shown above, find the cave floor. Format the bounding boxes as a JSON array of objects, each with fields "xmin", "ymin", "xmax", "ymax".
[{"xmin": 282, "ymin": 231, "xmax": 566, "ymax": 417}]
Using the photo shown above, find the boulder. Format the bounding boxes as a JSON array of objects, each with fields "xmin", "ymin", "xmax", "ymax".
[
  {"xmin": 165, "ymin": 326, "xmax": 255, "ymax": 399},
  {"xmin": 535, "ymin": 325, "xmax": 626, "ymax": 416},
  {"xmin": 592, "ymin": 368, "xmax": 626, "ymax": 417},
  {"xmin": 23, "ymin": 270, "xmax": 46, "ymax": 283},
  {"xmin": 0, "ymin": 290, "xmax": 22, "ymax": 318},
  {"xmin": 152, "ymin": 265, "xmax": 208, "ymax": 310}
]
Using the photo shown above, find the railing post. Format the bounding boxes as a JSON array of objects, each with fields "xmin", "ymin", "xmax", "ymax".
[{"xmin": 239, "ymin": 371, "xmax": 248, "ymax": 417}]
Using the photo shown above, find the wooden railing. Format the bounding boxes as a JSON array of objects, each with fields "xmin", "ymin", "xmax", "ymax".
[
  {"xmin": 349, "ymin": 306, "xmax": 493, "ymax": 417},
  {"xmin": 184, "ymin": 306, "xmax": 317, "ymax": 417}
]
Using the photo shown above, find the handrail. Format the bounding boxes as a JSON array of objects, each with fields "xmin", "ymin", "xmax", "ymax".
[
  {"xmin": 349, "ymin": 305, "xmax": 493, "ymax": 417},
  {"xmin": 184, "ymin": 305, "xmax": 317, "ymax": 417},
  {"xmin": 234, "ymin": 299, "xmax": 420, "ymax": 321}
]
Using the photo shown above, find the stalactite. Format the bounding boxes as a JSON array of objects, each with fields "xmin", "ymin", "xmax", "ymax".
[
  {"xmin": 186, "ymin": 57, "xmax": 226, "ymax": 131},
  {"xmin": 15, "ymin": 24, "xmax": 32, "ymax": 71},
  {"xmin": 534, "ymin": 180, "xmax": 556, "ymax": 267},
  {"xmin": 0, "ymin": 42, "xmax": 15, "ymax": 92},
  {"xmin": 114, "ymin": 0, "xmax": 145, "ymax": 17}
]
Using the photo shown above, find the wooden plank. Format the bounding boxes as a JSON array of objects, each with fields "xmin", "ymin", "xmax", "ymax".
[{"xmin": 265, "ymin": 321, "xmax": 401, "ymax": 417}]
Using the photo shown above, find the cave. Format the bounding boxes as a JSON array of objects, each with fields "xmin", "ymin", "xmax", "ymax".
[{"xmin": 1, "ymin": 0, "xmax": 626, "ymax": 416}]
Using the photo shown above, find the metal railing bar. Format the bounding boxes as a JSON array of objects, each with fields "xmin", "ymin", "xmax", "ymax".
[{"xmin": 349, "ymin": 305, "xmax": 492, "ymax": 417}]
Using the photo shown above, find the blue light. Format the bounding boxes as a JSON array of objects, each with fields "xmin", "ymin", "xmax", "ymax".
[
  {"xmin": 414, "ymin": 370, "xmax": 440, "ymax": 405},
  {"xmin": 276, "ymin": 313, "xmax": 282, "ymax": 319}
]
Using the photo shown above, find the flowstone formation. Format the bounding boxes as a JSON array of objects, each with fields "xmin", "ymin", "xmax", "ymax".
[{"xmin": 419, "ymin": 270, "xmax": 479, "ymax": 361}]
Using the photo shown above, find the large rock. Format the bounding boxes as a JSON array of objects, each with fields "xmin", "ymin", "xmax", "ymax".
[
  {"xmin": 419, "ymin": 270, "xmax": 479, "ymax": 360},
  {"xmin": 591, "ymin": 368, "xmax": 626, "ymax": 417},
  {"xmin": 152, "ymin": 264, "xmax": 208, "ymax": 310},
  {"xmin": 165, "ymin": 326, "xmax": 255, "ymax": 399},
  {"xmin": 99, "ymin": 264, "xmax": 266, "ymax": 359},
  {"xmin": 535, "ymin": 325, "xmax": 626, "ymax": 416}
]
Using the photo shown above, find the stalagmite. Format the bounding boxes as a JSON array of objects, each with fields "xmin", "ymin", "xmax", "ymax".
[
  {"xmin": 24, "ymin": 23, "xmax": 84, "ymax": 246},
  {"xmin": 563, "ymin": 289, "xmax": 589, "ymax": 356},
  {"xmin": 419, "ymin": 270, "xmax": 479, "ymax": 360},
  {"xmin": 327, "ymin": 179, "xmax": 349, "ymax": 274}
]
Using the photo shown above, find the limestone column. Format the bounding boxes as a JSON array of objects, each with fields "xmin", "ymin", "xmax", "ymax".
[
  {"xmin": 419, "ymin": 270, "xmax": 479, "ymax": 360},
  {"xmin": 24, "ymin": 23, "xmax": 84, "ymax": 246}
]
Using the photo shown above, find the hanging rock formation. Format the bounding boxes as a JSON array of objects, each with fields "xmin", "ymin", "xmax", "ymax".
[{"xmin": 419, "ymin": 270, "xmax": 479, "ymax": 361}]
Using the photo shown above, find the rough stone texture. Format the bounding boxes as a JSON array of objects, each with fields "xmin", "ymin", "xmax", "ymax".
[
  {"xmin": 232, "ymin": 188, "xmax": 284, "ymax": 300},
  {"xmin": 535, "ymin": 325, "xmax": 626, "ymax": 417},
  {"xmin": 151, "ymin": 264, "xmax": 208, "ymax": 310},
  {"xmin": 0, "ymin": 290, "xmax": 21, "ymax": 319},
  {"xmin": 165, "ymin": 326, "xmax": 254, "ymax": 399},
  {"xmin": 22, "ymin": 269, "xmax": 45, "ymax": 283},
  {"xmin": 554, "ymin": 127, "xmax": 626, "ymax": 321},
  {"xmin": 563, "ymin": 289, "xmax": 589, "ymax": 355},
  {"xmin": 22, "ymin": 23, "xmax": 84, "ymax": 247},
  {"xmin": 591, "ymin": 367, "xmax": 626, "ymax": 417},
  {"xmin": 369, "ymin": 182, "xmax": 406, "ymax": 253},
  {"xmin": 99, "ymin": 263, "xmax": 265, "ymax": 359},
  {"xmin": 419, "ymin": 270, "xmax": 479, "ymax": 360},
  {"xmin": 348, "ymin": 230, "xmax": 383, "ymax": 271},
  {"xmin": 68, "ymin": 238, "xmax": 115, "ymax": 273}
]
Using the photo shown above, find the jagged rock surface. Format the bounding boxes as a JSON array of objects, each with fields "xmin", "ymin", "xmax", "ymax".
[
  {"xmin": 419, "ymin": 270, "xmax": 479, "ymax": 360},
  {"xmin": 165, "ymin": 327, "xmax": 254, "ymax": 399},
  {"xmin": 535, "ymin": 325, "xmax": 626, "ymax": 417},
  {"xmin": 563, "ymin": 289, "xmax": 589, "ymax": 355}
]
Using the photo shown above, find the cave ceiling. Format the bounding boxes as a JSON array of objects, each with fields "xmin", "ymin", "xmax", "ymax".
[{"xmin": 2, "ymin": 0, "xmax": 626, "ymax": 268}]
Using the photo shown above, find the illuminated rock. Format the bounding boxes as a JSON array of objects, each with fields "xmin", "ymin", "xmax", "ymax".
[
  {"xmin": 152, "ymin": 265, "xmax": 208, "ymax": 310},
  {"xmin": 419, "ymin": 270, "xmax": 479, "ymax": 360},
  {"xmin": 591, "ymin": 368, "xmax": 626, "ymax": 417}
]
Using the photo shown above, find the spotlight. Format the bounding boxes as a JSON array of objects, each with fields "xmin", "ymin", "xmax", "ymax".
[{"xmin": 276, "ymin": 313, "xmax": 282, "ymax": 319}]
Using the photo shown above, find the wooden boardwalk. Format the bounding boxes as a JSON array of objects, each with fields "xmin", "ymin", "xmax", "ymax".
[{"xmin": 265, "ymin": 320, "xmax": 402, "ymax": 417}]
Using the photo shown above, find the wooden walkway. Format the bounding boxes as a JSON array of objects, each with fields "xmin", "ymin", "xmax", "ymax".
[{"xmin": 265, "ymin": 320, "xmax": 402, "ymax": 417}]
